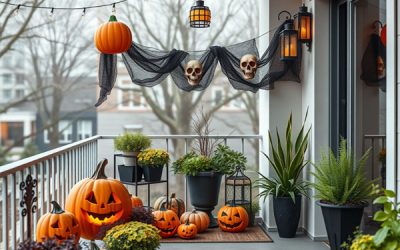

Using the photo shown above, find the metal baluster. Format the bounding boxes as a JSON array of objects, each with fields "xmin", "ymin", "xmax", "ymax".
[
  {"xmin": 56, "ymin": 156, "xmax": 61, "ymax": 206},
  {"xmin": 74, "ymin": 149, "xmax": 77, "ymax": 185},
  {"xmin": 241, "ymin": 138, "xmax": 245, "ymax": 154},
  {"xmin": 33, "ymin": 165, "xmax": 39, "ymax": 240},
  {"xmin": 10, "ymin": 173, "xmax": 16, "ymax": 249},
  {"xmin": 2, "ymin": 176, "xmax": 9, "ymax": 250},
  {"xmin": 40, "ymin": 162, "xmax": 44, "ymax": 216},
  {"xmin": 184, "ymin": 138, "xmax": 188, "ymax": 209},
  {"xmin": 61, "ymin": 154, "xmax": 65, "ymax": 207},
  {"xmin": 51, "ymin": 158, "xmax": 56, "ymax": 205},
  {"xmin": 19, "ymin": 170, "xmax": 25, "ymax": 242},
  {"xmin": 46, "ymin": 160, "xmax": 51, "ymax": 212}
]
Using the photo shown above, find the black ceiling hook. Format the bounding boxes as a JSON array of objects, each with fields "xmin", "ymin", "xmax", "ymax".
[{"xmin": 278, "ymin": 10, "xmax": 292, "ymax": 21}]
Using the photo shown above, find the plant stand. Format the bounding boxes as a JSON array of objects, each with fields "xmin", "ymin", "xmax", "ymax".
[{"xmin": 114, "ymin": 154, "xmax": 169, "ymax": 208}]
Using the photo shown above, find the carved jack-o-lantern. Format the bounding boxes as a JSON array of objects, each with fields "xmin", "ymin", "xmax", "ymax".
[
  {"xmin": 240, "ymin": 54, "xmax": 257, "ymax": 80},
  {"xmin": 185, "ymin": 60, "xmax": 203, "ymax": 86},
  {"xmin": 152, "ymin": 207, "xmax": 180, "ymax": 238},
  {"xmin": 217, "ymin": 204, "xmax": 249, "ymax": 233},
  {"xmin": 36, "ymin": 201, "xmax": 81, "ymax": 243},
  {"xmin": 177, "ymin": 221, "xmax": 198, "ymax": 239},
  {"xmin": 65, "ymin": 159, "xmax": 132, "ymax": 240}
]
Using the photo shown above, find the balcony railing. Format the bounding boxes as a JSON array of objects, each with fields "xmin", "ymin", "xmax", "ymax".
[{"xmin": 0, "ymin": 134, "xmax": 262, "ymax": 249}]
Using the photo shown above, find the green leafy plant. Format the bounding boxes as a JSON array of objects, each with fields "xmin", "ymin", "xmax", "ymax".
[
  {"xmin": 255, "ymin": 113, "xmax": 310, "ymax": 201},
  {"xmin": 212, "ymin": 144, "xmax": 247, "ymax": 175},
  {"xmin": 312, "ymin": 139, "xmax": 375, "ymax": 205},
  {"xmin": 138, "ymin": 148, "xmax": 169, "ymax": 167},
  {"xmin": 371, "ymin": 189, "xmax": 400, "ymax": 249},
  {"xmin": 114, "ymin": 133, "xmax": 151, "ymax": 153},
  {"xmin": 177, "ymin": 155, "xmax": 213, "ymax": 176},
  {"xmin": 103, "ymin": 221, "xmax": 161, "ymax": 250},
  {"xmin": 252, "ymin": 201, "xmax": 260, "ymax": 213}
]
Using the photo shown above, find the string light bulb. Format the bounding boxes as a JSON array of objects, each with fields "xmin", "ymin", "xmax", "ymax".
[
  {"xmin": 48, "ymin": 7, "xmax": 54, "ymax": 20},
  {"xmin": 13, "ymin": 4, "xmax": 20, "ymax": 16},
  {"xmin": 112, "ymin": 3, "xmax": 116, "ymax": 14},
  {"xmin": 81, "ymin": 8, "xmax": 86, "ymax": 18}
]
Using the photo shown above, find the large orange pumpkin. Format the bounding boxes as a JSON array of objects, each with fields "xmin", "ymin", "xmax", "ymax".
[
  {"xmin": 131, "ymin": 195, "xmax": 143, "ymax": 208},
  {"xmin": 94, "ymin": 15, "xmax": 132, "ymax": 54},
  {"xmin": 180, "ymin": 209, "xmax": 209, "ymax": 233},
  {"xmin": 152, "ymin": 207, "xmax": 180, "ymax": 238},
  {"xmin": 65, "ymin": 159, "xmax": 132, "ymax": 240},
  {"xmin": 177, "ymin": 221, "xmax": 197, "ymax": 239},
  {"xmin": 217, "ymin": 204, "xmax": 248, "ymax": 233},
  {"xmin": 36, "ymin": 201, "xmax": 80, "ymax": 243},
  {"xmin": 154, "ymin": 193, "xmax": 185, "ymax": 217}
]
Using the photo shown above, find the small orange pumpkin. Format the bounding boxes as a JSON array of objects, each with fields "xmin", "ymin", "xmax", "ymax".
[
  {"xmin": 152, "ymin": 207, "xmax": 180, "ymax": 238},
  {"xmin": 180, "ymin": 209, "xmax": 209, "ymax": 233},
  {"xmin": 131, "ymin": 195, "xmax": 143, "ymax": 208},
  {"xmin": 177, "ymin": 220, "xmax": 197, "ymax": 239},
  {"xmin": 36, "ymin": 201, "xmax": 81, "ymax": 243},
  {"xmin": 65, "ymin": 159, "xmax": 132, "ymax": 240},
  {"xmin": 94, "ymin": 15, "xmax": 132, "ymax": 54},
  {"xmin": 154, "ymin": 193, "xmax": 185, "ymax": 217},
  {"xmin": 217, "ymin": 204, "xmax": 249, "ymax": 233}
]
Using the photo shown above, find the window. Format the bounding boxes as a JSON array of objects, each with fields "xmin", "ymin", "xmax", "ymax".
[
  {"xmin": 15, "ymin": 74, "xmax": 25, "ymax": 85},
  {"xmin": 77, "ymin": 120, "xmax": 93, "ymax": 140},
  {"xmin": 2, "ymin": 89, "xmax": 12, "ymax": 99},
  {"xmin": 212, "ymin": 87, "xmax": 224, "ymax": 106},
  {"xmin": 44, "ymin": 120, "xmax": 73, "ymax": 144},
  {"xmin": 1, "ymin": 74, "xmax": 12, "ymax": 84},
  {"xmin": 119, "ymin": 89, "xmax": 146, "ymax": 109},
  {"xmin": 0, "ymin": 122, "xmax": 23, "ymax": 147},
  {"xmin": 15, "ymin": 89, "xmax": 25, "ymax": 98}
]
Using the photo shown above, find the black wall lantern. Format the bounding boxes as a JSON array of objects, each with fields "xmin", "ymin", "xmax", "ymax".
[
  {"xmin": 278, "ymin": 11, "xmax": 298, "ymax": 61},
  {"xmin": 189, "ymin": 0, "xmax": 211, "ymax": 28},
  {"xmin": 296, "ymin": 4, "xmax": 312, "ymax": 51}
]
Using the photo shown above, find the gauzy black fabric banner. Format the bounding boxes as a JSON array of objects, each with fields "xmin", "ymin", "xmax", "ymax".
[{"xmin": 95, "ymin": 19, "xmax": 301, "ymax": 106}]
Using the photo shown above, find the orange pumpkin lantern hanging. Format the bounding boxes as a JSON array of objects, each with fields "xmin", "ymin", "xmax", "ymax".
[
  {"xmin": 180, "ymin": 209, "xmax": 210, "ymax": 233},
  {"xmin": 94, "ymin": 15, "xmax": 132, "ymax": 54},
  {"xmin": 217, "ymin": 204, "xmax": 249, "ymax": 233},
  {"xmin": 131, "ymin": 195, "xmax": 144, "ymax": 208},
  {"xmin": 65, "ymin": 159, "xmax": 132, "ymax": 240},
  {"xmin": 36, "ymin": 201, "xmax": 81, "ymax": 244},
  {"xmin": 152, "ymin": 207, "xmax": 180, "ymax": 238},
  {"xmin": 177, "ymin": 221, "xmax": 198, "ymax": 239}
]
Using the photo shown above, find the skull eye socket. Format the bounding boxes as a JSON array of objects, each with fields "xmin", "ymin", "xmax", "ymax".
[
  {"xmin": 107, "ymin": 193, "xmax": 116, "ymax": 204},
  {"xmin": 234, "ymin": 213, "xmax": 241, "ymax": 218},
  {"xmin": 194, "ymin": 68, "xmax": 201, "ymax": 74},
  {"xmin": 86, "ymin": 192, "xmax": 97, "ymax": 204},
  {"xmin": 241, "ymin": 62, "xmax": 248, "ymax": 68},
  {"xmin": 221, "ymin": 211, "xmax": 228, "ymax": 217},
  {"xmin": 249, "ymin": 61, "xmax": 256, "ymax": 67},
  {"xmin": 51, "ymin": 220, "xmax": 61, "ymax": 229},
  {"xmin": 187, "ymin": 68, "xmax": 193, "ymax": 74}
]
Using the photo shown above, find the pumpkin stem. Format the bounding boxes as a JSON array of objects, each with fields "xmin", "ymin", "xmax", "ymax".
[
  {"xmin": 91, "ymin": 159, "xmax": 108, "ymax": 180},
  {"xmin": 191, "ymin": 209, "xmax": 197, "ymax": 213},
  {"xmin": 185, "ymin": 219, "xmax": 190, "ymax": 225},
  {"xmin": 109, "ymin": 15, "xmax": 117, "ymax": 22},
  {"xmin": 51, "ymin": 201, "xmax": 64, "ymax": 214},
  {"xmin": 170, "ymin": 193, "xmax": 176, "ymax": 199}
]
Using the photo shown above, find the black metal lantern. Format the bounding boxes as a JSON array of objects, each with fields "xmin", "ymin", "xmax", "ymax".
[
  {"xmin": 225, "ymin": 167, "xmax": 252, "ymax": 216},
  {"xmin": 280, "ymin": 20, "xmax": 298, "ymax": 61},
  {"xmin": 189, "ymin": 0, "xmax": 211, "ymax": 28},
  {"xmin": 297, "ymin": 4, "xmax": 312, "ymax": 50}
]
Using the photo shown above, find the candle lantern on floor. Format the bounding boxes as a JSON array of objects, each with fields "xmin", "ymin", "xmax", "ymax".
[{"xmin": 225, "ymin": 167, "xmax": 252, "ymax": 218}]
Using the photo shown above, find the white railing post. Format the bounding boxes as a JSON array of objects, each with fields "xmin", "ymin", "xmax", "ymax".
[{"xmin": 2, "ymin": 176, "xmax": 9, "ymax": 249}]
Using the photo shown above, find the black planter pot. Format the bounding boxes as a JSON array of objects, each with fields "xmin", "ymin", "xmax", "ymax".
[
  {"xmin": 143, "ymin": 165, "xmax": 164, "ymax": 182},
  {"xmin": 273, "ymin": 196, "xmax": 301, "ymax": 238},
  {"xmin": 187, "ymin": 172, "xmax": 223, "ymax": 228},
  {"xmin": 317, "ymin": 201, "xmax": 367, "ymax": 250},
  {"xmin": 118, "ymin": 165, "xmax": 143, "ymax": 182}
]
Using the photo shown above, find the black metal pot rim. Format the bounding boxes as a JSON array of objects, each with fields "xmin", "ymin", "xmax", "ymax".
[
  {"xmin": 316, "ymin": 200, "xmax": 369, "ymax": 209},
  {"xmin": 188, "ymin": 171, "xmax": 223, "ymax": 177},
  {"xmin": 273, "ymin": 195, "xmax": 302, "ymax": 199}
]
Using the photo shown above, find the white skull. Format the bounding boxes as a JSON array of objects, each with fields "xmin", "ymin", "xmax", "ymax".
[
  {"xmin": 240, "ymin": 54, "xmax": 257, "ymax": 80},
  {"xmin": 185, "ymin": 60, "xmax": 203, "ymax": 86}
]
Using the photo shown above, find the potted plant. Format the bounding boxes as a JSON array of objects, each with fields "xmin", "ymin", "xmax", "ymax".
[
  {"xmin": 138, "ymin": 148, "xmax": 169, "ymax": 182},
  {"xmin": 114, "ymin": 133, "xmax": 151, "ymax": 182},
  {"xmin": 255, "ymin": 113, "xmax": 310, "ymax": 238},
  {"xmin": 250, "ymin": 201, "xmax": 260, "ymax": 226},
  {"xmin": 312, "ymin": 139, "xmax": 376, "ymax": 250},
  {"xmin": 172, "ymin": 113, "xmax": 245, "ymax": 227},
  {"xmin": 103, "ymin": 221, "xmax": 161, "ymax": 250}
]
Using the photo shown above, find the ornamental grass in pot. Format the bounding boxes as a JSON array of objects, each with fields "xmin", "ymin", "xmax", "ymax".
[
  {"xmin": 138, "ymin": 148, "xmax": 169, "ymax": 182},
  {"xmin": 114, "ymin": 133, "xmax": 151, "ymax": 182},
  {"xmin": 255, "ymin": 113, "xmax": 310, "ymax": 238},
  {"xmin": 312, "ymin": 139, "xmax": 376, "ymax": 250}
]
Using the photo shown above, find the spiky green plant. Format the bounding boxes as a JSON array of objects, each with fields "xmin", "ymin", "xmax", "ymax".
[
  {"xmin": 312, "ymin": 139, "xmax": 375, "ymax": 205},
  {"xmin": 255, "ymin": 113, "xmax": 311, "ymax": 202}
]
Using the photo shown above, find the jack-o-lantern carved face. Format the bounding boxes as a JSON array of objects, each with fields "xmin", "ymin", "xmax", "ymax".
[
  {"xmin": 177, "ymin": 221, "xmax": 197, "ymax": 239},
  {"xmin": 36, "ymin": 201, "xmax": 81, "ymax": 243},
  {"xmin": 217, "ymin": 205, "xmax": 249, "ymax": 233},
  {"xmin": 152, "ymin": 208, "xmax": 180, "ymax": 238},
  {"xmin": 65, "ymin": 159, "xmax": 132, "ymax": 240}
]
